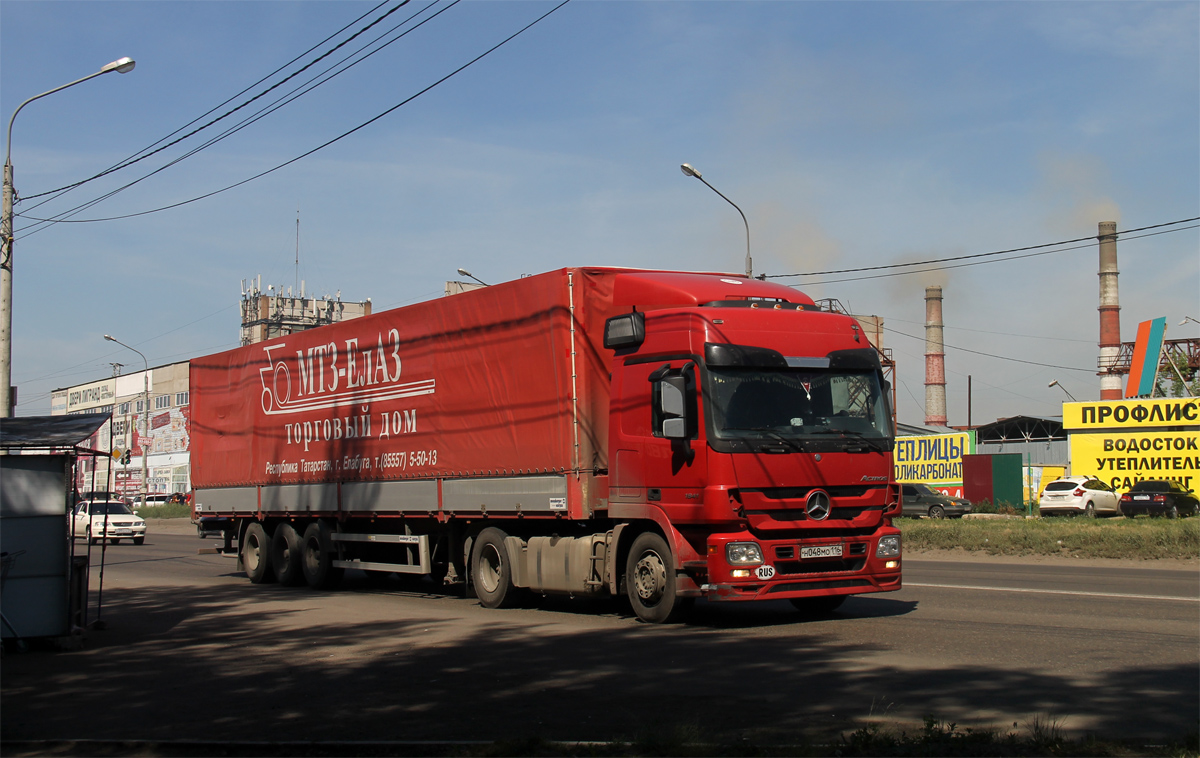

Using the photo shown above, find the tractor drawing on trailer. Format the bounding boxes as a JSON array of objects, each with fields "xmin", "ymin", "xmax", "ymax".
[{"xmin": 190, "ymin": 267, "xmax": 902, "ymax": 623}]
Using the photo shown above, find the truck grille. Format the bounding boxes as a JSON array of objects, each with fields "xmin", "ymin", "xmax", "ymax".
[{"xmin": 751, "ymin": 486, "xmax": 876, "ymax": 499}]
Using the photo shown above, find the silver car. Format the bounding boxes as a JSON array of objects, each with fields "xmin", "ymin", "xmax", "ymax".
[
  {"xmin": 73, "ymin": 500, "xmax": 147, "ymax": 545},
  {"xmin": 1038, "ymin": 477, "xmax": 1120, "ymax": 517}
]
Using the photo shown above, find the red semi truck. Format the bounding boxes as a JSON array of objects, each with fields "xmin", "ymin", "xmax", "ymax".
[{"xmin": 191, "ymin": 267, "xmax": 902, "ymax": 622}]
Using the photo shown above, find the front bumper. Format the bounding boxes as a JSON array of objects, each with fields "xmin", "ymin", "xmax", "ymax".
[
  {"xmin": 92, "ymin": 522, "xmax": 146, "ymax": 539},
  {"xmin": 693, "ymin": 530, "xmax": 903, "ymax": 602}
]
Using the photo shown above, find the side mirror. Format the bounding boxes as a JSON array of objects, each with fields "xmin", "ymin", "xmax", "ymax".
[{"xmin": 657, "ymin": 376, "xmax": 688, "ymax": 439}]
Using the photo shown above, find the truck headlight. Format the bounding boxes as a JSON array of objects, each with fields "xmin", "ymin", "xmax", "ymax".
[
  {"xmin": 875, "ymin": 535, "xmax": 901, "ymax": 558},
  {"xmin": 726, "ymin": 542, "xmax": 763, "ymax": 565}
]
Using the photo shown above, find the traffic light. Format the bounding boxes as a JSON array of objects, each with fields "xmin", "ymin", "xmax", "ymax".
[{"xmin": 121, "ymin": 449, "xmax": 132, "ymax": 465}]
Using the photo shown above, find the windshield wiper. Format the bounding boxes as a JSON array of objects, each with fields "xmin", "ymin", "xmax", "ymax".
[
  {"xmin": 722, "ymin": 426, "xmax": 807, "ymax": 453},
  {"xmin": 808, "ymin": 427, "xmax": 889, "ymax": 453}
]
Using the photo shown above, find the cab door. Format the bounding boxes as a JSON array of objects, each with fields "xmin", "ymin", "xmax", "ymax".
[{"xmin": 610, "ymin": 358, "xmax": 707, "ymax": 512}]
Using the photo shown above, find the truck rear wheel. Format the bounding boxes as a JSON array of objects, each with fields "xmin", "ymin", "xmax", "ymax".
[
  {"xmin": 625, "ymin": 532, "xmax": 689, "ymax": 624},
  {"xmin": 471, "ymin": 527, "xmax": 522, "ymax": 609},
  {"xmin": 271, "ymin": 522, "xmax": 304, "ymax": 586},
  {"xmin": 301, "ymin": 521, "xmax": 344, "ymax": 590},
  {"xmin": 243, "ymin": 522, "xmax": 275, "ymax": 584}
]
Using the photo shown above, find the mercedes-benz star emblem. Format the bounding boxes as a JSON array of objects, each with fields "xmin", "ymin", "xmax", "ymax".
[{"xmin": 806, "ymin": 490, "xmax": 832, "ymax": 521}]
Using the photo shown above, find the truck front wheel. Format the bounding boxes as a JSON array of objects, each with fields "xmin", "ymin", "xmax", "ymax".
[
  {"xmin": 301, "ymin": 521, "xmax": 344, "ymax": 590},
  {"xmin": 243, "ymin": 522, "xmax": 275, "ymax": 584},
  {"xmin": 625, "ymin": 532, "xmax": 689, "ymax": 624},
  {"xmin": 471, "ymin": 527, "xmax": 522, "ymax": 609}
]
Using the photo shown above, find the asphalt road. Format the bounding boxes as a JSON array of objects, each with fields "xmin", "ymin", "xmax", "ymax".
[{"xmin": 2, "ymin": 520, "xmax": 1197, "ymax": 748}]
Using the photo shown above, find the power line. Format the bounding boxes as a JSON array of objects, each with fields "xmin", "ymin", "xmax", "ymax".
[
  {"xmin": 884, "ymin": 315, "xmax": 1095, "ymax": 344},
  {"xmin": 14, "ymin": 0, "xmax": 572, "ymax": 228},
  {"xmin": 765, "ymin": 218, "xmax": 1200, "ymax": 281},
  {"xmin": 18, "ymin": 0, "xmax": 408, "ymax": 206},
  {"xmin": 15, "ymin": 0, "xmax": 453, "ymax": 239},
  {"xmin": 789, "ymin": 225, "xmax": 1199, "ymax": 286},
  {"xmin": 886, "ymin": 326, "xmax": 1095, "ymax": 373}
]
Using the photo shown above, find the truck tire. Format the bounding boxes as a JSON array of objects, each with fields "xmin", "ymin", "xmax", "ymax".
[
  {"xmin": 471, "ymin": 527, "xmax": 522, "ymax": 609},
  {"xmin": 625, "ymin": 532, "xmax": 689, "ymax": 624},
  {"xmin": 271, "ymin": 522, "xmax": 304, "ymax": 586},
  {"xmin": 243, "ymin": 522, "xmax": 275, "ymax": 584},
  {"xmin": 301, "ymin": 521, "xmax": 344, "ymax": 590}
]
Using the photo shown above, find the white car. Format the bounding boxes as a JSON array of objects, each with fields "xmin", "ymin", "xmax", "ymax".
[
  {"xmin": 73, "ymin": 500, "xmax": 147, "ymax": 545},
  {"xmin": 1038, "ymin": 476, "xmax": 1120, "ymax": 517}
]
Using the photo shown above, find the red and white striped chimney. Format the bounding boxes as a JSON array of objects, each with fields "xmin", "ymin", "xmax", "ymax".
[
  {"xmin": 1097, "ymin": 221, "xmax": 1122, "ymax": 400},
  {"xmin": 924, "ymin": 285, "xmax": 947, "ymax": 426}
]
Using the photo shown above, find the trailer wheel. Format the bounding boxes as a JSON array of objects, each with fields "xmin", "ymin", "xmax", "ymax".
[
  {"xmin": 471, "ymin": 527, "xmax": 522, "ymax": 609},
  {"xmin": 625, "ymin": 532, "xmax": 689, "ymax": 624},
  {"xmin": 243, "ymin": 522, "xmax": 276, "ymax": 584},
  {"xmin": 271, "ymin": 522, "xmax": 305, "ymax": 586},
  {"xmin": 301, "ymin": 521, "xmax": 344, "ymax": 590}
]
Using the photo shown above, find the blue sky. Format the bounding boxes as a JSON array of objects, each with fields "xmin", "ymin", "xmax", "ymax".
[{"xmin": 2, "ymin": 0, "xmax": 1197, "ymax": 424}]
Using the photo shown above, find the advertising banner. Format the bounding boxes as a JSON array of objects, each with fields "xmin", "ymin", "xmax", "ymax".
[
  {"xmin": 895, "ymin": 431, "xmax": 975, "ymax": 497},
  {"xmin": 189, "ymin": 269, "xmax": 617, "ymax": 488},
  {"xmin": 1063, "ymin": 398, "xmax": 1200, "ymax": 431},
  {"xmin": 66, "ymin": 379, "xmax": 115, "ymax": 414},
  {"xmin": 1070, "ymin": 430, "xmax": 1200, "ymax": 491}
]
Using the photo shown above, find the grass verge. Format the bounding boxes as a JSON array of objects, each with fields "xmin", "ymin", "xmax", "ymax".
[{"xmin": 898, "ymin": 515, "xmax": 1199, "ymax": 560}]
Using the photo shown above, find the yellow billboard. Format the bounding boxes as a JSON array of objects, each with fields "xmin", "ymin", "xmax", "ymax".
[
  {"xmin": 895, "ymin": 431, "xmax": 975, "ymax": 496},
  {"xmin": 1063, "ymin": 398, "xmax": 1200, "ymax": 431},
  {"xmin": 1070, "ymin": 430, "xmax": 1200, "ymax": 491}
]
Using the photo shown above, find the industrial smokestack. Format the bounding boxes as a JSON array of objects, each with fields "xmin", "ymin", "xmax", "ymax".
[
  {"xmin": 1097, "ymin": 221, "xmax": 1122, "ymax": 400},
  {"xmin": 924, "ymin": 285, "xmax": 947, "ymax": 426}
]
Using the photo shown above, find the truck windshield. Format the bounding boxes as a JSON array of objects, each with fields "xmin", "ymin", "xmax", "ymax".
[{"xmin": 707, "ymin": 367, "xmax": 891, "ymax": 445}]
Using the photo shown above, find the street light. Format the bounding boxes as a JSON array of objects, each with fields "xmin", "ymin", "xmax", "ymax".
[
  {"xmin": 680, "ymin": 163, "xmax": 752, "ymax": 278},
  {"xmin": 457, "ymin": 268, "xmax": 489, "ymax": 287},
  {"xmin": 1, "ymin": 57, "xmax": 136, "ymax": 417},
  {"xmin": 1180, "ymin": 316, "xmax": 1199, "ymax": 326},
  {"xmin": 1048, "ymin": 380, "xmax": 1078, "ymax": 402},
  {"xmin": 104, "ymin": 335, "xmax": 150, "ymax": 508}
]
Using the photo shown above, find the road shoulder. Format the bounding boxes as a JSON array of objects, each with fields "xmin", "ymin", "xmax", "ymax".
[{"xmin": 907, "ymin": 547, "xmax": 1198, "ymax": 570}]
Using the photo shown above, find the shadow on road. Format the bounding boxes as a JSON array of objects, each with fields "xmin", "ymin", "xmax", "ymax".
[{"xmin": 2, "ymin": 581, "xmax": 1195, "ymax": 746}]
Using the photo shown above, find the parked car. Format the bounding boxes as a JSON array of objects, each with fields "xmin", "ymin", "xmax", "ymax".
[
  {"xmin": 75, "ymin": 490, "xmax": 131, "ymax": 506},
  {"xmin": 1038, "ymin": 476, "xmax": 1120, "ymax": 517},
  {"xmin": 901, "ymin": 483, "xmax": 972, "ymax": 519},
  {"xmin": 73, "ymin": 500, "xmax": 147, "ymax": 545},
  {"xmin": 1119, "ymin": 480, "xmax": 1199, "ymax": 518},
  {"xmin": 134, "ymin": 493, "xmax": 173, "ymax": 509}
]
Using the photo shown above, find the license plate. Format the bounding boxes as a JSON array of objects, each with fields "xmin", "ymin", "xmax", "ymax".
[
  {"xmin": 1133, "ymin": 495, "xmax": 1150, "ymax": 500},
  {"xmin": 801, "ymin": 544, "xmax": 843, "ymax": 559}
]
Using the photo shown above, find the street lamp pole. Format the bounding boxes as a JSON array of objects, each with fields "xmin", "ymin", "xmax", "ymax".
[
  {"xmin": 456, "ymin": 268, "xmax": 489, "ymax": 287},
  {"xmin": 104, "ymin": 335, "xmax": 149, "ymax": 507},
  {"xmin": 2, "ymin": 56, "xmax": 136, "ymax": 418},
  {"xmin": 1048, "ymin": 380, "xmax": 1078, "ymax": 402},
  {"xmin": 680, "ymin": 163, "xmax": 752, "ymax": 278}
]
